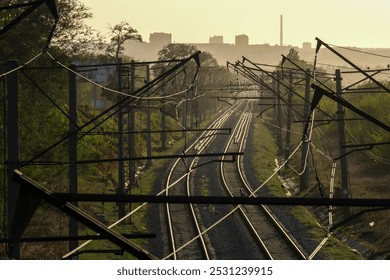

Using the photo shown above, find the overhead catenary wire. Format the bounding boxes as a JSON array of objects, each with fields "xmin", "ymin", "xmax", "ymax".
[
  {"xmin": 20, "ymin": 51, "xmax": 201, "ymax": 167},
  {"xmin": 1, "ymin": 0, "xmax": 58, "ymax": 76},
  {"xmin": 346, "ymin": 127, "xmax": 390, "ymax": 165},
  {"xmin": 330, "ymin": 43, "xmax": 390, "ymax": 60},
  {"xmin": 77, "ymin": 81, "xmax": 197, "ymax": 142},
  {"xmin": 6, "ymin": 29, "xmax": 386, "ymax": 258},
  {"xmin": 46, "ymin": 51, "xmax": 195, "ymax": 101},
  {"xmin": 20, "ymin": 69, "xmax": 78, "ymax": 128},
  {"xmin": 240, "ymin": 57, "xmax": 332, "ymax": 120},
  {"xmin": 0, "ymin": 51, "xmax": 43, "ymax": 78},
  {"xmin": 63, "ymin": 100, "xmax": 240, "ymax": 259},
  {"xmin": 7, "ymin": 49, "xmax": 204, "ymax": 258},
  {"xmin": 232, "ymin": 56, "xmax": 320, "ymax": 177},
  {"xmin": 163, "ymin": 135, "xmax": 309, "ymax": 259},
  {"xmin": 289, "ymin": 110, "xmax": 317, "ymax": 176},
  {"xmin": 5, "ymin": 1, "xmax": 386, "ymax": 258},
  {"xmin": 315, "ymin": 37, "xmax": 390, "ymax": 94},
  {"xmin": 75, "ymin": 62, "xmax": 201, "ymax": 142}
]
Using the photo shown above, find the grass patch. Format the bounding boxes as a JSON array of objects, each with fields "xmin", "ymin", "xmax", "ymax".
[
  {"xmin": 250, "ymin": 118, "xmax": 364, "ymax": 259},
  {"xmin": 291, "ymin": 206, "xmax": 363, "ymax": 259},
  {"xmin": 251, "ymin": 119, "xmax": 285, "ymax": 197}
]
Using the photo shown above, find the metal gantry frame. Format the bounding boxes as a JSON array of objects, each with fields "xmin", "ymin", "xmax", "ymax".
[
  {"xmin": 11, "ymin": 170, "xmax": 158, "ymax": 260},
  {"xmin": 3, "ymin": 50, "xmax": 252, "ymax": 259},
  {"xmin": 117, "ymin": 60, "xmax": 137, "ymax": 218},
  {"xmin": 0, "ymin": 0, "xmax": 58, "ymax": 37},
  {"xmin": 227, "ymin": 50, "xmax": 390, "ymax": 233},
  {"xmin": 3, "ymin": 27, "xmax": 390, "ymax": 259}
]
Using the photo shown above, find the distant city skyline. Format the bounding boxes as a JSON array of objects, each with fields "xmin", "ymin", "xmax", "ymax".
[
  {"xmin": 82, "ymin": 0, "xmax": 390, "ymax": 48},
  {"xmin": 124, "ymin": 31, "xmax": 390, "ymax": 72}
]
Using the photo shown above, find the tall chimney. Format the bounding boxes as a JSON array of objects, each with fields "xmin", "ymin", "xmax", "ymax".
[{"xmin": 280, "ymin": 15, "xmax": 283, "ymax": 47}]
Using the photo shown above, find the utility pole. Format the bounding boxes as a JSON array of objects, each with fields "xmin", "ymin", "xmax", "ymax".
[
  {"xmin": 188, "ymin": 88, "xmax": 193, "ymax": 129},
  {"xmin": 160, "ymin": 80, "xmax": 167, "ymax": 149},
  {"xmin": 68, "ymin": 64, "xmax": 78, "ymax": 256},
  {"xmin": 299, "ymin": 69, "xmax": 311, "ymax": 192},
  {"xmin": 129, "ymin": 61, "xmax": 136, "ymax": 186},
  {"xmin": 212, "ymin": 72, "xmax": 216, "ymax": 113},
  {"xmin": 117, "ymin": 58, "xmax": 125, "ymax": 218},
  {"xmin": 7, "ymin": 60, "xmax": 20, "ymax": 259},
  {"xmin": 124, "ymin": 61, "xmax": 136, "ymax": 220},
  {"xmin": 117, "ymin": 60, "xmax": 136, "ymax": 218},
  {"xmin": 181, "ymin": 97, "xmax": 187, "ymax": 138},
  {"xmin": 285, "ymin": 71, "xmax": 293, "ymax": 164},
  {"xmin": 335, "ymin": 69, "xmax": 350, "ymax": 198},
  {"xmin": 145, "ymin": 65, "xmax": 152, "ymax": 167},
  {"xmin": 276, "ymin": 71, "xmax": 283, "ymax": 153}
]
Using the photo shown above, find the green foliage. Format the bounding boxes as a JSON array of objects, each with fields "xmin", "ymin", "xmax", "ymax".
[
  {"xmin": 105, "ymin": 21, "xmax": 142, "ymax": 61},
  {"xmin": 52, "ymin": 0, "xmax": 105, "ymax": 55},
  {"xmin": 282, "ymin": 48, "xmax": 311, "ymax": 71},
  {"xmin": 0, "ymin": 0, "xmax": 137, "ymax": 259},
  {"xmin": 314, "ymin": 80, "xmax": 390, "ymax": 163},
  {"xmin": 0, "ymin": 1, "xmax": 53, "ymax": 62},
  {"xmin": 345, "ymin": 87, "xmax": 390, "ymax": 160},
  {"xmin": 0, "ymin": 0, "xmax": 104, "ymax": 62},
  {"xmin": 157, "ymin": 43, "xmax": 198, "ymax": 61},
  {"xmin": 251, "ymin": 119, "xmax": 283, "ymax": 195}
]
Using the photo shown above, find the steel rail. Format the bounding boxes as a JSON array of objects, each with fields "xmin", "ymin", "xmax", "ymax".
[
  {"xmin": 220, "ymin": 99, "xmax": 307, "ymax": 259},
  {"xmin": 221, "ymin": 100, "xmax": 275, "ymax": 258},
  {"xmin": 236, "ymin": 104, "xmax": 307, "ymax": 260},
  {"xmin": 165, "ymin": 100, "xmax": 241, "ymax": 259}
]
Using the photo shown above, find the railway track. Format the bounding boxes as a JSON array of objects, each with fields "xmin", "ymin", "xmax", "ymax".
[
  {"xmin": 65, "ymin": 97, "xmax": 307, "ymax": 260},
  {"xmin": 165, "ymin": 96, "xmax": 307, "ymax": 260},
  {"xmin": 164, "ymin": 100, "xmax": 242, "ymax": 259},
  {"xmin": 220, "ymin": 99, "xmax": 307, "ymax": 260}
]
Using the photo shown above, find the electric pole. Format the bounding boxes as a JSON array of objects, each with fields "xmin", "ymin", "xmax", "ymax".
[
  {"xmin": 335, "ymin": 69, "xmax": 350, "ymax": 198},
  {"xmin": 68, "ymin": 64, "xmax": 78, "ymax": 256},
  {"xmin": 299, "ymin": 69, "xmax": 311, "ymax": 192},
  {"xmin": 129, "ymin": 61, "xmax": 136, "ymax": 186},
  {"xmin": 285, "ymin": 71, "xmax": 293, "ymax": 164},
  {"xmin": 276, "ymin": 71, "xmax": 283, "ymax": 153},
  {"xmin": 181, "ymin": 97, "xmax": 187, "ymax": 138},
  {"xmin": 145, "ymin": 65, "xmax": 152, "ymax": 167},
  {"xmin": 117, "ymin": 58, "xmax": 125, "ymax": 218},
  {"xmin": 160, "ymin": 80, "xmax": 167, "ymax": 150}
]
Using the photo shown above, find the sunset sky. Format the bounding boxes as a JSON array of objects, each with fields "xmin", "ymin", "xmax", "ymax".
[{"xmin": 81, "ymin": 0, "xmax": 390, "ymax": 48}]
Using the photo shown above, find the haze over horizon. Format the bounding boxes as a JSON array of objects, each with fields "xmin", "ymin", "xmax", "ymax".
[{"xmin": 82, "ymin": 0, "xmax": 390, "ymax": 49}]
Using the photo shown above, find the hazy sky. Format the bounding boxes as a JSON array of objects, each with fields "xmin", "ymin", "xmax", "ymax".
[{"xmin": 81, "ymin": 0, "xmax": 390, "ymax": 48}]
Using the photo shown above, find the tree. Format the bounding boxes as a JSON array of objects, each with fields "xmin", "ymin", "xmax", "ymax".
[
  {"xmin": 286, "ymin": 48, "xmax": 300, "ymax": 61},
  {"xmin": 155, "ymin": 43, "xmax": 230, "ymax": 86},
  {"xmin": 281, "ymin": 48, "xmax": 306, "ymax": 69},
  {"xmin": 157, "ymin": 43, "xmax": 198, "ymax": 61},
  {"xmin": 0, "ymin": 0, "xmax": 104, "ymax": 62},
  {"xmin": 51, "ymin": 0, "xmax": 105, "ymax": 56},
  {"xmin": 199, "ymin": 51, "xmax": 218, "ymax": 67},
  {"xmin": 0, "ymin": 0, "xmax": 52, "ymax": 62},
  {"xmin": 0, "ymin": 0, "xmax": 136, "ymax": 259},
  {"xmin": 105, "ymin": 21, "xmax": 142, "ymax": 62}
]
